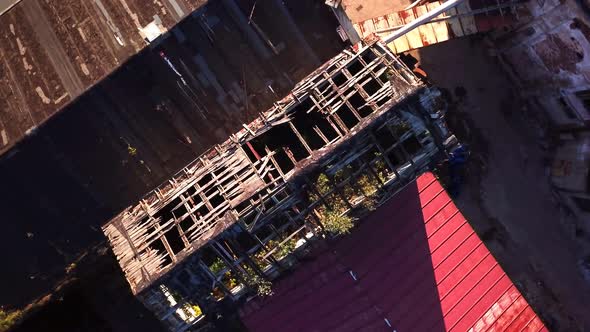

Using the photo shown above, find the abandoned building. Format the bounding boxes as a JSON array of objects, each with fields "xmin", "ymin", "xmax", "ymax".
[
  {"xmin": 490, "ymin": 0, "xmax": 590, "ymax": 227},
  {"xmin": 102, "ymin": 41, "xmax": 458, "ymax": 331},
  {"xmin": 0, "ymin": 0, "xmax": 586, "ymax": 331}
]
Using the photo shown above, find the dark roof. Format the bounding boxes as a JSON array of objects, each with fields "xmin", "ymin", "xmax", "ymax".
[
  {"xmin": 239, "ymin": 172, "xmax": 547, "ymax": 332},
  {"xmin": 0, "ymin": 0, "xmax": 345, "ymax": 308},
  {"xmin": 0, "ymin": 0, "xmax": 207, "ymax": 155}
]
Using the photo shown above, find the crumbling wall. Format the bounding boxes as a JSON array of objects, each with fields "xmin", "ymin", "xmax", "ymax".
[
  {"xmin": 497, "ymin": 0, "xmax": 590, "ymax": 127},
  {"xmin": 495, "ymin": 0, "xmax": 590, "ymax": 227}
]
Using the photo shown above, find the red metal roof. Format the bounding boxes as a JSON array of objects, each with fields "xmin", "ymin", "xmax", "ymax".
[{"xmin": 239, "ymin": 172, "xmax": 547, "ymax": 332}]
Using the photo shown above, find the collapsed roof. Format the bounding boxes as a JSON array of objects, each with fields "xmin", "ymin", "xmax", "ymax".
[{"xmin": 102, "ymin": 41, "xmax": 457, "ymax": 331}]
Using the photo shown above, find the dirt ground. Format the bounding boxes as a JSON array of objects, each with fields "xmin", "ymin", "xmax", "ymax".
[{"xmin": 412, "ymin": 37, "xmax": 590, "ymax": 331}]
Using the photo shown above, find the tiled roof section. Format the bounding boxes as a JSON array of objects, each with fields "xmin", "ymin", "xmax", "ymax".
[{"xmin": 239, "ymin": 172, "xmax": 547, "ymax": 332}]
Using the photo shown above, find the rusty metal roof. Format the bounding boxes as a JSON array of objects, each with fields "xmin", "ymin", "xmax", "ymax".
[
  {"xmin": 240, "ymin": 172, "xmax": 547, "ymax": 332},
  {"xmin": 0, "ymin": 0, "xmax": 207, "ymax": 155}
]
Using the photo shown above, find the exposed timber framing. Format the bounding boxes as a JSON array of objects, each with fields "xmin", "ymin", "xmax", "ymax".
[{"xmin": 102, "ymin": 41, "xmax": 457, "ymax": 332}]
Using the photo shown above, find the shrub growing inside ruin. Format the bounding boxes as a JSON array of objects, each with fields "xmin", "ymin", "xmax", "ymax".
[
  {"xmin": 243, "ymin": 268, "xmax": 273, "ymax": 297},
  {"xmin": 321, "ymin": 210, "xmax": 354, "ymax": 235}
]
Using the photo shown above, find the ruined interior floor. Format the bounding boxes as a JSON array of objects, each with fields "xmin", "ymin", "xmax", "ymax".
[{"xmin": 412, "ymin": 36, "xmax": 590, "ymax": 330}]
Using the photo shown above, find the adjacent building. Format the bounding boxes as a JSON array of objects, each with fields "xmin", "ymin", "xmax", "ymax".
[
  {"xmin": 491, "ymin": 0, "xmax": 590, "ymax": 229},
  {"xmin": 240, "ymin": 172, "xmax": 548, "ymax": 332}
]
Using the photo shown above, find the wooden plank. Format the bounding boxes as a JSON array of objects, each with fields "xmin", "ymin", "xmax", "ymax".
[
  {"xmin": 359, "ymin": 19, "xmax": 375, "ymax": 38},
  {"xmin": 415, "ymin": 5, "xmax": 438, "ymax": 46},
  {"xmin": 401, "ymin": 9, "xmax": 424, "ymax": 50},
  {"xmin": 457, "ymin": 2, "xmax": 478, "ymax": 35},
  {"xmin": 353, "ymin": 22, "xmax": 364, "ymax": 40},
  {"xmin": 373, "ymin": 16, "xmax": 391, "ymax": 42},
  {"xmin": 426, "ymin": 2, "xmax": 451, "ymax": 43},
  {"xmin": 445, "ymin": 7, "xmax": 465, "ymax": 37},
  {"xmin": 101, "ymin": 44, "xmax": 430, "ymax": 296},
  {"xmin": 387, "ymin": 13, "xmax": 410, "ymax": 53}
]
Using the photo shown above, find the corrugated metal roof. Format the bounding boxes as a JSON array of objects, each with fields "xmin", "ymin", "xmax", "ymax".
[{"xmin": 239, "ymin": 172, "xmax": 547, "ymax": 332}]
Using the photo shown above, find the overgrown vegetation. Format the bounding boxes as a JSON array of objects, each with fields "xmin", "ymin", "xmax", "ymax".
[
  {"xmin": 210, "ymin": 258, "xmax": 274, "ymax": 299},
  {"xmin": 260, "ymin": 238, "xmax": 296, "ymax": 261},
  {"xmin": 209, "ymin": 257, "xmax": 226, "ymax": 275},
  {"xmin": 372, "ymin": 153, "xmax": 389, "ymax": 182},
  {"xmin": 180, "ymin": 303, "xmax": 202, "ymax": 320},
  {"xmin": 127, "ymin": 144, "xmax": 137, "ymax": 156},
  {"xmin": 308, "ymin": 165, "xmax": 387, "ymax": 235},
  {"xmin": 312, "ymin": 173, "xmax": 347, "ymax": 212},
  {"xmin": 242, "ymin": 267, "xmax": 273, "ymax": 297},
  {"xmin": 357, "ymin": 173, "xmax": 379, "ymax": 211},
  {"xmin": 253, "ymin": 250, "xmax": 270, "ymax": 268},
  {"xmin": 0, "ymin": 309, "xmax": 21, "ymax": 332},
  {"xmin": 191, "ymin": 305, "xmax": 202, "ymax": 317},
  {"xmin": 222, "ymin": 273, "xmax": 239, "ymax": 290},
  {"xmin": 275, "ymin": 238, "xmax": 296, "ymax": 258},
  {"xmin": 322, "ymin": 210, "xmax": 354, "ymax": 235},
  {"xmin": 309, "ymin": 173, "xmax": 354, "ymax": 235},
  {"xmin": 209, "ymin": 258, "xmax": 239, "ymax": 292}
]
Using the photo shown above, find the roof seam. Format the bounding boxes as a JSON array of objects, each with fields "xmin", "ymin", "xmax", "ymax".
[
  {"xmin": 481, "ymin": 291, "xmax": 524, "ymax": 332},
  {"xmin": 517, "ymin": 309, "xmax": 540, "ymax": 332},
  {"xmin": 447, "ymin": 271, "xmax": 510, "ymax": 331},
  {"xmin": 478, "ymin": 289, "xmax": 522, "ymax": 332},
  {"xmin": 504, "ymin": 301, "xmax": 534, "ymax": 332},
  {"xmin": 420, "ymin": 185, "xmax": 446, "ymax": 208},
  {"xmin": 428, "ymin": 221, "xmax": 471, "ymax": 253},
  {"xmin": 444, "ymin": 262, "xmax": 502, "ymax": 321},
  {"xmin": 432, "ymin": 228, "xmax": 476, "ymax": 271},
  {"xmin": 435, "ymin": 241, "xmax": 486, "ymax": 287},
  {"xmin": 438, "ymin": 251, "xmax": 493, "ymax": 297},
  {"xmin": 417, "ymin": 174, "xmax": 437, "ymax": 194}
]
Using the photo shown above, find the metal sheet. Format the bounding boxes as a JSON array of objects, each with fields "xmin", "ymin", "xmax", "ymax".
[{"xmin": 240, "ymin": 173, "xmax": 547, "ymax": 332}]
